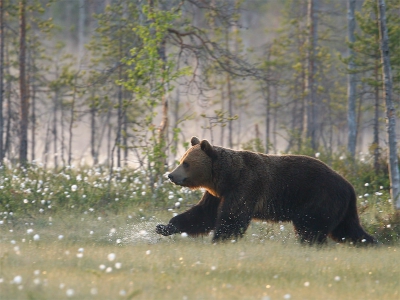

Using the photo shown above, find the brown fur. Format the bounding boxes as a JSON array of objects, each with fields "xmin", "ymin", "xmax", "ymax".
[{"xmin": 156, "ymin": 137, "xmax": 375, "ymax": 245}]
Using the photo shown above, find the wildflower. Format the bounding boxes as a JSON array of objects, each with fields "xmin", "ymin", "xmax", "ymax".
[
  {"xmin": 66, "ymin": 289, "xmax": 74, "ymax": 297},
  {"xmin": 146, "ymin": 250, "xmax": 151, "ymax": 255},
  {"xmin": 13, "ymin": 276, "xmax": 22, "ymax": 284},
  {"xmin": 27, "ymin": 228, "xmax": 34, "ymax": 234},
  {"xmin": 90, "ymin": 288, "xmax": 98, "ymax": 295},
  {"xmin": 364, "ymin": 183, "xmax": 369, "ymax": 187},
  {"xmin": 181, "ymin": 232, "xmax": 188, "ymax": 238},
  {"xmin": 115, "ymin": 262, "xmax": 122, "ymax": 269},
  {"xmin": 33, "ymin": 234, "xmax": 40, "ymax": 241},
  {"xmin": 283, "ymin": 294, "xmax": 291, "ymax": 299},
  {"xmin": 334, "ymin": 276, "xmax": 341, "ymax": 281},
  {"xmin": 99, "ymin": 264, "xmax": 106, "ymax": 270},
  {"xmin": 106, "ymin": 267, "xmax": 112, "ymax": 273},
  {"xmin": 107, "ymin": 253, "xmax": 116, "ymax": 261},
  {"xmin": 315, "ymin": 153, "xmax": 320, "ymax": 158},
  {"xmin": 304, "ymin": 281, "xmax": 310, "ymax": 287}
]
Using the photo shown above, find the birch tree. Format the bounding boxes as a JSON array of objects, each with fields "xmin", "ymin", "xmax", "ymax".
[{"xmin": 377, "ymin": 0, "xmax": 400, "ymax": 210}]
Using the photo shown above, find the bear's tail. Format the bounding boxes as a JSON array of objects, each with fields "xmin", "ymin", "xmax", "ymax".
[{"xmin": 330, "ymin": 190, "xmax": 376, "ymax": 245}]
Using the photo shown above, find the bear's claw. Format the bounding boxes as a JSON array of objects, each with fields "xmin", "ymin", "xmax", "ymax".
[{"xmin": 156, "ymin": 224, "xmax": 179, "ymax": 236}]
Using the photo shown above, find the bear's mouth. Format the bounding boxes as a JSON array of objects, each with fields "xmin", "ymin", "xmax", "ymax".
[{"xmin": 169, "ymin": 177, "xmax": 187, "ymax": 186}]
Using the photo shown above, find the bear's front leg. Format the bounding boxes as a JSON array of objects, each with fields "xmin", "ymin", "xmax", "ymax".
[
  {"xmin": 212, "ymin": 193, "xmax": 255, "ymax": 243},
  {"xmin": 155, "ymin": 191, "xmax": 221, "ymax": 236}
]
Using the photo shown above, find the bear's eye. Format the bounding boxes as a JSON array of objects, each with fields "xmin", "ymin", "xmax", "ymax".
[{"xmin": 182, "ymin": 162, "xmax": 189, "ymax": 168}]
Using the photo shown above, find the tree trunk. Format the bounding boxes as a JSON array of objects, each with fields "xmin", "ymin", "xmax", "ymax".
[
  {"xmin": 157, "ymin": 37, "xmax": 168, "ymax": 171},
  {"xmin": 373, "ymin": 62, "xmax": 380, "ymax": 174},
  {"xmin": 3, "ymin": 40, "xmax": 11, "ymax": 158},
  {"xmin": 53, "ymin": 92, "xmax": 58, "ymax": 169},
  {"xmin": 19, "ymin": 0, "xmax": 29, "ymax": 164},
  {"xmin": 90, "ymin": 91, "xmax": 98, "ymax": 165},
  {"xmin": 0, "ymin": 0, "xmax": 4, "ymax": 163},
  {"xmin": 29, "ymin": 49, "xmax": 36, "ymax": 162},
  {"xmin": 226, "ymin": 30, "xmax": 233, "ymax": 149},
  {"xmin": 68, "ymin": 78, "xmax": 77, "ymax": 166},
  {"xmin": 304, "ymin": 0, "xmax": 318, "ymax": 150},
  {"xmin": 78, "ymin": 0, "xmax": 85, "ymax": 60},
  {"xmin": 377, "ymin": 0, "xmax": 400, "ymax": 210},
  {"xmin": 347, "ymin": 0, "xmax": 357, "ymax": 158}
]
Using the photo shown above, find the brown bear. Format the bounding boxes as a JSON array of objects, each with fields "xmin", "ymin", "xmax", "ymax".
[{"xmin": 156, "ymin": 137, "xmax": 375, "ymax": 245}]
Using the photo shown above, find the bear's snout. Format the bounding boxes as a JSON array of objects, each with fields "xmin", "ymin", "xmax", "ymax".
[{"xmin": 168, "ymin": 171, "xmax": 186, "ymax": 186}]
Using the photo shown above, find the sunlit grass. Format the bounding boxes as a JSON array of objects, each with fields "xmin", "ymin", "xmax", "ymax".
[{"xmin": 0, "ymin": 210, "xmax": 399, "ymax": 300}]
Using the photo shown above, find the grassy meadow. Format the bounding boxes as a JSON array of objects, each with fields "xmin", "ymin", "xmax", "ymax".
[
  {"xmin": 0, "ymin": 211, "xmax": 399, "ymax": 300},
  {"xmin": 0, "ymin": 160, "xmax": 399, "ymax": 299}
]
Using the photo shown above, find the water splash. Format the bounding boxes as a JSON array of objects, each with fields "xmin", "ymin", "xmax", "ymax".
[{"xmin": 119, "ymin": 219, "xmax": 175, "ymax": 245}]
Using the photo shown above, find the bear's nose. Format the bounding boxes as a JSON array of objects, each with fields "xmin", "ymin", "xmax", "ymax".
[{"xmin": 168, "ymin": 173, "xmax": 173, "ymax": 180}]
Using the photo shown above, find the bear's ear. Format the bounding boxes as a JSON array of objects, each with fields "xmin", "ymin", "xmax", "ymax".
[
  {"xmin": 200, "ymin": 140, "xmax": 217, "ymax": 159},
  {"xmin": 191, "ymin": 136, "xmax": 200, "ymax": 146}
]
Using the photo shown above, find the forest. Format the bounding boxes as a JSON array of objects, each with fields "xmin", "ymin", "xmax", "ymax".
[
  {"xmin": 1, "ymin": 2, "xmax": 400, "ymax": 299},
  {"xmin": 1, "ymin": 0, "xmax": 400, "ymax": 205}
]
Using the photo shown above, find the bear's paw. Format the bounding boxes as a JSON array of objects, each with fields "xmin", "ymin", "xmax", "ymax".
[{"xmin": 155, "ymin": 224, "xmax": 179, "ymax": 236}]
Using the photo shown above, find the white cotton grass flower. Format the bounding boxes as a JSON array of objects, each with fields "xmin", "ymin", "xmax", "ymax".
[
  {"xmin": 283, "ymin": 294, "xmax": 291, "ymax": 299},
  {"xmin": 334, "ymin": 276, "xmax": 341, "ymax": 281},
  {"xmin": 304, "ymin": 281, "xmax": 310, "ymax": 287},
  {"xmin": 99, "ymin": 264, "xmax": 106, "ymax": 270},
  {"xmin": 13, "ymin": 275, "xmax": 22, "ymax": 284},
  {"xmin": 27, "ymin": 228, "xmax": 34, "ymax": 234},
  {"xmin": 58, "ymin": 235, "xmax": 64, "ymax": 240},
  {"xmin": 33, "ymin": 234, "xmax": 40, "ymax": 241},
  {"xmin": 66, "ymin": 288, "xmax": 74, "ymax": 297},
  {"xmin": 146, "ymin": 250, "xmax": 151, "ymax": 255},
  {"xmin": 115, "ymin": 262, "xmax": 122, "ymax": 269},
  {"xmin": 90, "ymin": 288, "xmax": 98, "ymax": 295},
  {"xmin": 71, "ymin": 185, "xmax": 78, "ymax": 192},
  {"xmin": 107, "ymin": 253, "xmax": 116, "ymax": 262},
  {"xmin": 181, "ymin": 232, "xmax": 188, "ymax": 238},
  {"xmin": 105, "ymin": 267, "xmax": 112, "ymax": 273}
]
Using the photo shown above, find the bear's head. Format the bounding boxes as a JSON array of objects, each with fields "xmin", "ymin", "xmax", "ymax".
[{"xmin": 167, "ymin": 137, "xmax": 217, "ymax": 190}]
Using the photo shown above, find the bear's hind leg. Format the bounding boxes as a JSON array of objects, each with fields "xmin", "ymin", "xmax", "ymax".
[
  {"xmin": 329, "ymin": 214, "xmax": 375, "ymax": 245},
  {"xmin": 292, "ymin": 215, "xmax": 333, "ymax": 245}
]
